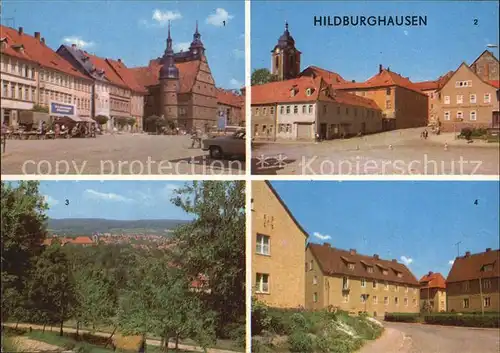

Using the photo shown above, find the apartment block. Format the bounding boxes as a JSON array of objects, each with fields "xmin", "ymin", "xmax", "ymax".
[
  {"xmin": 419, "ymin": 271, "xmax": 447, "ymax": 312},
  {"xmin": 252, "ymin": 181, "xmax": 308, "ymax": 308},
  {"xmin": 305, "ymin": 243, "xmax": 420, "ymax": 317},
  {"xmin": 446, "ymin": 248, "xmax": 500, "ymax": 313}
]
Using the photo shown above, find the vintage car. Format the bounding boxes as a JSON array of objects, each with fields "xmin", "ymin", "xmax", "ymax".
[{"xmin": 202, "ymin": 129, "xmax": 246, "ymax": 159}]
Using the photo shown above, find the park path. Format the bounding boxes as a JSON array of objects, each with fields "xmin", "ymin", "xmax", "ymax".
[
  {"xmin": 5, "ymin": 323, "xmax": 240, "ymax": 353},
  {"xmin": 9, "ymin": 336, "xmax": 63, "ymax": 352}
]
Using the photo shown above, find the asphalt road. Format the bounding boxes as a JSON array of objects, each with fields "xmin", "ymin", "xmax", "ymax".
[
  {"xmin": 359, "ymin": 322, "xmax": 500, "ymax": 353},
  {"xmin": 252, "ymin": 128, "xmax": 500, "ymax": 175},
  {"xmin": 1, "ymin": 134, "xmax": 245, "ymax": 175}
]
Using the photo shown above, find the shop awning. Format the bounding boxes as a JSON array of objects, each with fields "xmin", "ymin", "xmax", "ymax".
[{"xmin": 80, "ymin": 116, "xmax": 95, "ymax": 123}]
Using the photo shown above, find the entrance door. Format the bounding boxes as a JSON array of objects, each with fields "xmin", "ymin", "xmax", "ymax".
[
  {"xmin": 320, "ymin": 123, "xmax": 327, "ymax": 140},
  {"xmin": 492, "ymin": 111, "xmax": 500, "ymax": 127},
  {"xmin": 296, "ymin": 123, "xmax": 311, "ymax": 139}
]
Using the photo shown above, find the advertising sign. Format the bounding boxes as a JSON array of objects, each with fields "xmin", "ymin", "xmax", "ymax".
[{"xmin": 50, "ymin": 102, "xmax": 76, "ymax": 117}]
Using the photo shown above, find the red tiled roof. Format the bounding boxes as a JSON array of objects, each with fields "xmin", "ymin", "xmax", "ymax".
[
  {"xmin": 328, "ymin": 90, "xmax": 381, "ymax": 110},
  {"xmin": 301, "ymin": 66, "xmax": 348, "ymax": 85},
  {"xmin": 446, "ymin": 249, "xmax": 500, "ymax": 283},
  {"xmin": 106, "ymin": 58, "xmax": 148, "ymax": 94},
  {"xmin": 0, "ymin": 25, "xmax": 89, "ymax": 80},
  {"xmin": 419, "ymin": 272, "xmax": 446, "ymax": 289},
  {"xmin": 488, "ymin": 80, "xmax": 500, "ymax": 88},
  {"xmin": 82, "ymin": 52, "xmax": 128, "ymax": 89},
  {"xmin": 72, "ymin": 236, "xmax": 94, "ymax": 245},
  {"xmin": 308, "ymin": 243, "xmax": 419, "ymax": 286},
  {"xmin": 413, "ymin": 71, "xmax": 455, "ymax": 91},
  {"xmin": 216, "ymin": 88, "xmax": 244, "ymax": 107},
  {"xmin": 130, "ymin": 59, "xmax": 201, "ymax": 94}
]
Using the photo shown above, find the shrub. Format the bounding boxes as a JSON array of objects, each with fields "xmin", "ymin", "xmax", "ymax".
[
  {"xmin": 384, "ymin": 312, "xmax": 421, "ymax": 323},
  {"xmin": 94, "ymin": 115, "xmax": 109, "ymax": 125},
  {"xmin": 288, "ymin": 331, "xmax": 313, "ymax": 353},
  {"xmin": 251, "ymin": 338, "xmax": 273, "ymax": 353},
  {"xmin": 315, "ymin": 322, "xmax": 364, "ymax": 353},
  {"xmin": 424, "ymin": 313, "xmax": 500, "ymax": 328},
  {"xmin": 290, "ymin": 313, "xmax": 308, "ymax": 331},
  {"xmin": 251, "ymin": 299, "xmax": 271, "ymax": 335},
  {"xmin": 228, "ymin": 324, "xmax": 246, "ymax": 348}
]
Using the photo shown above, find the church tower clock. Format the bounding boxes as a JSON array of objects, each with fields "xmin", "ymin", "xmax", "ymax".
[{"xmin": 271, "ymin": 22, "xmax": 301, "ymax": 81}]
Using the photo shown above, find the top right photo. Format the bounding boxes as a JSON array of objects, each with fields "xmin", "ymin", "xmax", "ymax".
[{"xmin": 250, "ymin": 0, "xmax": 499, "ymax": 176}]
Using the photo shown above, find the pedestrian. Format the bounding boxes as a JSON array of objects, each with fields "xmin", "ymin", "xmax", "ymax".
[
  {"xmin": 424, "ymin": 129, "xmax": 428, "ymax": 139},
  {"xmin": 1, "ymin": 122, "xmax": 7, "ymax": 154},
  {"xmin": 191, "ymin": 128, "xmax": 202, "ymax": 148}
]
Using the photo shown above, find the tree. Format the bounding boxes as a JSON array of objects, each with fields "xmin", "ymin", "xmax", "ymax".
[
  {"xmin": 251, "ymin": 68, "xmax": 278, "ymax": 86},
  {"xmin": 32, "ymin": 104, "xmax": 49, "ymax": 113},
  {"xmin": 145, "ymin": 115, "xmax": 160, "ymax": 134},
  {"xmin": 94, "ymin": 115, "xmax": 109, "ymax": 126},
  {"xmin": 1, "ymin": 181, "xmax": 48, "ymax": 321},
  {"xmin": 169, "ymin": 181, "xmax": 245, "ymax": 332}
]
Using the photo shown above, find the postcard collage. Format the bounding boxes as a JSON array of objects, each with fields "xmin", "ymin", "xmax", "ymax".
[{"xmin": 1, "ymin": 1, "xmax": 499, "ymax": 352}]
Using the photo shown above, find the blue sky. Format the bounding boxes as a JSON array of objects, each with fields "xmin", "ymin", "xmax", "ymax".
[
  {"xmin": 270, "ymin": 181, "xmax": 500, "ymax": 279},
  {"xmin": 36, "ymin": 181, "xmax": 193, "ymax": 220},
  {"xmin": 2, "ymin": 1, "xmax": 244, "ymax": 89},
  {"xmin": 252, "ymin": 1, "xmax": 500, "ymax": 82}
]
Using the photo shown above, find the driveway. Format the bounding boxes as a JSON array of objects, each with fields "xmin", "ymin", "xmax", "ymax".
[{"xmin": 358, "ymin": 321, "xmax": 500, "ymax": 353}]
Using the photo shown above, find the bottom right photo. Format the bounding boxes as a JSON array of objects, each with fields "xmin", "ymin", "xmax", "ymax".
[{"xmin": 250, "ymin": 180, "xmax": 499, "ymax": 353}]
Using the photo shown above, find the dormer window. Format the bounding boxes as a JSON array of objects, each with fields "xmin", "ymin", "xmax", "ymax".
[
  {"xmin": 348, "ymin": 263, "xmax": 355, "ymax": 270},
  {"xmin": 367, "ymin": 267, "xmax": 373, "ymax": 273},
  {"xmin": 306, "ymin": 88, "xmax": 313, "ymax": 96},
  {"xmin": 12, "ymin": 44, "xmax": 24, "ymax": 53},
  {"xmin": 383, "ymin": 270, "xmax": 388, "ymax": 275},
  {"xmin": 397, "ymin": 273, "xmax": 402, "ymax": 278},
  {"xmin": 0, "ymin": 37, "xmax": 9, "ymax": 50},
  {"xmin": 290, "ymin": 87, "xmax": 297, "ymax": 97}
]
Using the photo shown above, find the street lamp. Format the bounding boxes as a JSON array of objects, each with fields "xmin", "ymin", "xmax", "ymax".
[{"xmin": 486, "ymin": 44, "xmax": 499, "ymax": 48}]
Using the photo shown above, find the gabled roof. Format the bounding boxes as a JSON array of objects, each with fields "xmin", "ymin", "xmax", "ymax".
[
  {"xmin": 72, "ymin": 236, "xmax": 94, "ymax": 245},
  {"xmin": 437, "ymin": 62, "xmax": 500, "ymax": 92},
  {"xmin": 307, "ymin": 243, "xmax": 419, "ymax": 285},
  {"xmin": 413, "ymin": 71, "xmax": 455, "ymax": 91},
  {"xmin": 300, "ymin": 66, "xmax": 348, "ymax": 85},
  {"xmin": 419, "ymin": 271, "xmax": 446, "ymax": 289},
  {"xmin": 216, "ymin": 88, "xmax": 244, "ymax": 108},
  {"xmin": 0, "ymin": 25, "xmax": 89, "ymax": 80},
  {"xmin": 471, "ymin": 50, "xmax": 499, "ymax": 67},
  {"xmin": 82, "ymin": 52, "xmax": 129, "ymax": 89},
  {"xmin": 446, "ymin": 249, "xmax": 500, "ymax": 283},
  {"xmin": 263, "ymin": 181, "xmax": 309, "ymax": 238},
  {"xmin": 106, "ymin": 58, "xmax": 148, "ymax": 94}
]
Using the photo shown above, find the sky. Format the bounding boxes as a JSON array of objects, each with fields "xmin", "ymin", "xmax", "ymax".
[
  {"xmin": 270, "ymin": 181, "xmax": 500, "ymax": 279},
  {"xmin": 35, "ymin": 180, "xmax": 194, "ymax": 220},
  {"xmin": 1, "ymin": 0, "xmax": 244, "ymax": 89},
  {"xmin": 252, "ymin": 1, "xmax": 500, "ymax": 82}
]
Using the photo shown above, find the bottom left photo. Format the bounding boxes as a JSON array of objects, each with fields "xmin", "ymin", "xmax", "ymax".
[{"xmin": 1, "ymin": 180, "xmax": 246, "ymax": 353}]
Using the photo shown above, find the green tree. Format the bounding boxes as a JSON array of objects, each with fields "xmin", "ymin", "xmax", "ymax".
[
  {"xmin": 251, "ymin": 68, "xmax": 278, "ymax": 86},
  {"xmin": 1, "ymin": 181, "xmax": 48, "ymax": 321},
  {"xmin": 31, "ymin": 104, "xmax": 49, "ymax": 113},
  {"xmin": 169, "ymin": 181, "xmax": 245, "ymax": 332},
  {"xmin": 94, "ymin": 115, "xmax": 109, "ymax": 126}
]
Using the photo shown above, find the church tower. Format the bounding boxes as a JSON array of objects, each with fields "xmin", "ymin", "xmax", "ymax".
[
  {"xmin": 189, "ymin": 21, "xmax": 205, "ymax": 57},
  {"xmin": 271, "ymin": 22, "xmax": 301, "ymax": 81},
  {"xmin": 159, "ymin": 21, "xmax": 179, "ymax": 122}
]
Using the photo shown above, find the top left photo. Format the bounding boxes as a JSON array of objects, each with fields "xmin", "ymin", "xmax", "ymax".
[{"xmin": 0, "ymin": 1, "xmax": 245, "ymax": 176}]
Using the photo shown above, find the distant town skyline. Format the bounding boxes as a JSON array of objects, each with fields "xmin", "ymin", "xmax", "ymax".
[
  {"xmin": 252, "ymin": 1, "xmax": 499, "ymax": 82},
  {"xmin": 270, "ymin": 181, "xmax": 500, "ymax": 279}
]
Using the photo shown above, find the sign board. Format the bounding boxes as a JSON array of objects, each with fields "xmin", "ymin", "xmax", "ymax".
[
  {"xmin": 217, "ymin": 110, "xmax": 226, "ymax": 129},
  {"xmin": 50, "ymin": 102, "xmax": 76, "ymax": 117}
]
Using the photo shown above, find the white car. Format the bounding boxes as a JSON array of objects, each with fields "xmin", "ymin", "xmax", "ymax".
[{"xmin": 202, "ymin": 130, "xmax": 246, "ymax": 159}]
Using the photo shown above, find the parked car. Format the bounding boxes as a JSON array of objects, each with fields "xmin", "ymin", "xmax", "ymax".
[{"xmin": 202, "ymin": 129, "xmax": 245, "ymax": 159}]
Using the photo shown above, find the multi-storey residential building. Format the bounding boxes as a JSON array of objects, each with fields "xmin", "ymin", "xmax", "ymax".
[
  {"xmin": 305, "ymin": 243, "xmax": 420, "ymax": 317},
  {"xmin": 216, "ymin": 88, "xmax": 244, "ymax": 127},
  {"xmin": 252, "ymin": 76, "xmax": 382, "ymax": 141},
  {"xmin": 419, "ymin": 271, "xmax": 447, "ymax": 312},
  {"xmin": 0, "ymin": 26, "xmax": 93, "ymax": 125},
  {"xmin": 435, "ymin": 63, "xmax": 499, "ymax": 132},
  {"xmin": 446, "ymin": 248, "xmax": 500, "ymax": 313},
  {"xmin": 413, "ymin": 71, "xmax": 454, "ymax": 126},
  {"xmin": 252, "ymin": 181, "xmax": 308, "ymax": 308}
]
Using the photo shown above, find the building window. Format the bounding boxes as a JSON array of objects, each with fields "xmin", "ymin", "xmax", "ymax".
[
  {"xmin": 444, "ymin": 111, "xmax": 450, "ymax": 121},
  {"xmin": 308, "ymin": 105, "xmax": 313, "ymax": 113},
  {"xmin": 444, "ymin": 96, "xmax": 450, "ymax": 104},
  {"xmin": 361, "ymin": 278, "xmax": 366, "ymax": 288},
  {"xmin": 348, "ymin": 263, "xmax": 355, "ymax": 270},
  {"xmin": 360, "ymin": 295, "xmax": 366, "ymax": 303},
  {"xmin": 368, "ymin": 267, "xmax": 374, "ymax": 273},
  {"xmin": 484, "ymin": 93, "xmax": 491, "ymax": 103},
  {"xmin": 463, "ymin": 281, "xmax": 470, "ymax": 292},
  {"xmin": 386, "ymin": 88, "xmax": 391, "ymax": 95},
  {"xmin": 373, "ymin": 296, "xmax": 378, "ymax": 304},
  {"xmin": 313, "ymin": 276, "xmax": 318, "ymax": 285},
  {"xmin": 384, "ymin": 282, "xmax": 389, "ymax": 290},
  {"xmin": 294, "ymin": 105, "xmax": 298, "ymax": 114},
  {"xmin": 24, "ymin": 87, "xmax": 29, "ymax": 101},
  {"xmin": 483, "ymin": 279, "xmax": 491, "ymax": 289},
  {"xmin": 270, "ymin": 107, "xmax": 274, "ymax": 115},
  {"xmin": 456, "ymin": 95, "xmax": 463, "ymax": 104},
  {"xmin": 405, "ymin": 286, "xmax": 408, "ymax": 293},
  {"xmin": 457, "ymin": 111, "xmax": 463, "ymax": 120},
  {"xmin": 373, "ymin": 280, "xmax": 377, "ymax": 289},
  {"xmin": 286, "ymin": 106, "xmax": 290, "ymax": 114},
  {"xmin": 313, "ymin": 292, "xmax": 318, "ymax": 303},
  {"xmin": 309, "ymin": 260, "xmax": 313, "ymax": 271},
  {"xmin": 463, "ymin": 298, "xmax": 469, "ymax": 308},
  {"xmin": 413, "ymin": 298, "xmax": 417, "ymax": 306},
  {"xmin": 18, "ymin": 85, "xmax": 23, "ymax": 100},
  {"xmin": 395, "ymin": 284, "xmax": 399, "ymax": 292},
  {"xmin": 306, "ymin": 88, "xmax": 312, "ymax": 96},
  {"xmin": 255, "ymin": 273, "xmax": 269, "ymax": 293},
  {"xmin": 2, "ymin": 82, "xmax": 7, "ymax": 97},
  {"xmin": 484, "ymin": 297, "xmax": 491, "ymax": 307},
  {"xmin": 255, "ymin": 108, "xmax": 260, "ymax": 116},
  {"xmin": 470, "ymin": 111, "xmax": 477, "ymax": 121},
  {"xmin": 395, "ymin": 297, "xmax": 399, "ymax": 306},
  {"xmin": 342, "ymin": 293, "xmax": 349, "ymax": 303},
  {"xmin": 404, "ymin": 298, "xmax": 408, "ymax": 306},
  {"xmin": 383, "ymin": 270, "xmax": 388, "ymax": 276},
  {"xmin": 302, "ymin": 105, "xmax": 306, "ymax": 114},
  {"xmin": 342, "ymin": 276, "xmax": 349, "ymax": 290},
  {"xmin": 470, "ymin": 94, "xmax": 476, "ymax": 104},
  {"xmin": 384, "ymin": 297, "xmax": 388, "ymax": 305},
  {"xmin": 255, "ymin": 234, "xmax": 270, "ymax": 255},
  {"xmin": 345, "ymin": 107, "xmax": 349, "ymax": 115},
  {"xmin": 385, "ymin": 100, "xmax": 392, "ymax": 109}
]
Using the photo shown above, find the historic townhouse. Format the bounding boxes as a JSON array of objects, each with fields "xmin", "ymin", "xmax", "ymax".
[
  {"xmin": 446, "ymin": 248, "xmax": 500, "ymax": 313},
  {"xmin": 0, "ymin": 26, "xmax": 92, "ymax": 125},
  {"xmin": 435, "ymin": 63, "xmax": 499, "ymax": 132},
  {"xmin": 413, "ymin": 71, "xmax": 454, "ymax": 126},
  {"xmin": 470, "ymin": 50, "xmax": 499, "ymax": 82},
  {"xmin": 419, "ymin": 271, "xmax": 447, "ymax": 312},
  {"xmin": 252, "ymin": 181, "xmax": 308, "ymax": 308},
  {"xmin": 216, "ymin": 88, "xmax": 244, "ymax": 127},
  {"xmin": 305, "ymin": 243, "xmax": 420, "ymax": 317},
  {"xmin": 252, "ymin": 75, "xmax": 382, "ymax": 141}
]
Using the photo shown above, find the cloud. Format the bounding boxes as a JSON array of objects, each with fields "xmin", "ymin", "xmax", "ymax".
[
  {"xmin": 400, "ymin": 256, "xmax": 413, "ymax": 266},
  {"xmin": 232, "ymin": 49, "xmax": 245, "ymax": 59},
  {"xmin": 313, "ymin": 232, "xmax": 331, "ymax": 241},
  {"xmin": 62, "ymin": 36, "xmax": 94, "ymax": 48},
  {"xmin": 174, "ymin": 42, "xmax": 190, "ymax": 52},
  {"xmin": 448, "ymin": 260, "xmax": 455, "ymax": 265},
  {"xmin": 229, "ymin": 78, "xmax": 243, "ymax": 88},
  {"xmin": 84, "ymin": 189, "xmax": 133, "ymax": 203},
  {"xmin": 152, "ymin": 9, "xmax": 182, "ymax": 26},
  {"xmin": 44, "ymin": 195, "xmax": 59, "ymax": 207},
  {"xmin": 206, "ymin": 8, "xmax": 234, "ymax": 27}
]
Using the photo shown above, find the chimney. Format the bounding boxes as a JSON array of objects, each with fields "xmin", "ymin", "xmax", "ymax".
[
  {"xmin": 392, "ymin": 259, "xmax": 397, "ymax": 263},
  {"xmin": 41, "ymin": 38, "xmax": 45, "ymax": 45},
  {"xmin": 118, "ymin": 58, "xmax": 122, "ymax": 63},
  {"xmin": 72, "ymin": 44, "xmax": 77, "ymax": 49},
  {"xmin": 465, "ymin": 251, "xmax": 471, "ymax": 257},
  {"xmin": 349, "ymin": 249, "xmax": 356, "ymax": 255},
  {"xmin": 428, "ymin": 271, "xmax": 433, "ymax": 276},
  {"xmin": 34, "ymin": 32, "xmax": 41, "ymax": 40},
  {"xmin": 486, "ymin": 248, "xmax": 492, "ymax": 252},
  {"xmin": 18, "ymin": 27, "xmax": 23, "ymax": 35},
  {"xmin": 387, "ymin": 67, "xmax": 391, "ymax": 72},
  {"xmin": 323, "ymin": 242, "xmax": 331, "ymax": 247},
  {"xmin": 373, "ymin": 254, "xmax": 379, "ymax": 260},
  {"xmin": 351, "ymin": 80, "xmax": 356, "ymax": 83},
  {"xmin": 379, "ymin": 64, "xmax": 383, "ymax": 73}
]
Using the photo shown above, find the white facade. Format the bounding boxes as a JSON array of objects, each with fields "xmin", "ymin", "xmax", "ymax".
[{"xmin": 276, "ymin": 102, "xmax": 317, "ymax": 140}]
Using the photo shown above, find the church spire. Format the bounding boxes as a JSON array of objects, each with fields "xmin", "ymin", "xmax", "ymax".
[
  {"xmin": 166, "ymin": 21, "xmax": 173, "ymax": 54},
  {"xmin": 189, "ymin": 20, "xmax": 205, "ymax": 55},
  {"xmin": 160, "ymin": 20, "xmax": 179, "ymax": 80}
]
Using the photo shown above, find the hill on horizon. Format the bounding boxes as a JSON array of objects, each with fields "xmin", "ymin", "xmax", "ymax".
[{"xmin": 47, "ymin": 218, "xmax": 191, "ymax": 236}]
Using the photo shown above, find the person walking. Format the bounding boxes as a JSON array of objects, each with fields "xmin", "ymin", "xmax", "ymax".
[
  {"xmin": 190, "ymin": 128, "xmax": 202, "ymax": 148},
  {"xmin": 1, "ymin": 122, "xmax": 7, "ymax": 154}
]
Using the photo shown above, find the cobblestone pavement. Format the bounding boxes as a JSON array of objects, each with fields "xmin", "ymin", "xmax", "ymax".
[
  {"xmin": 359, "ymin": 322, "xmax": 500, "ymax": 353},
  {"xmin": 1, "ymin": 134, "xmax": 245, "ymax": 175},
  {"xmin": 252, "ymin": 128, "xmax": 499, "ymax": 175}
]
